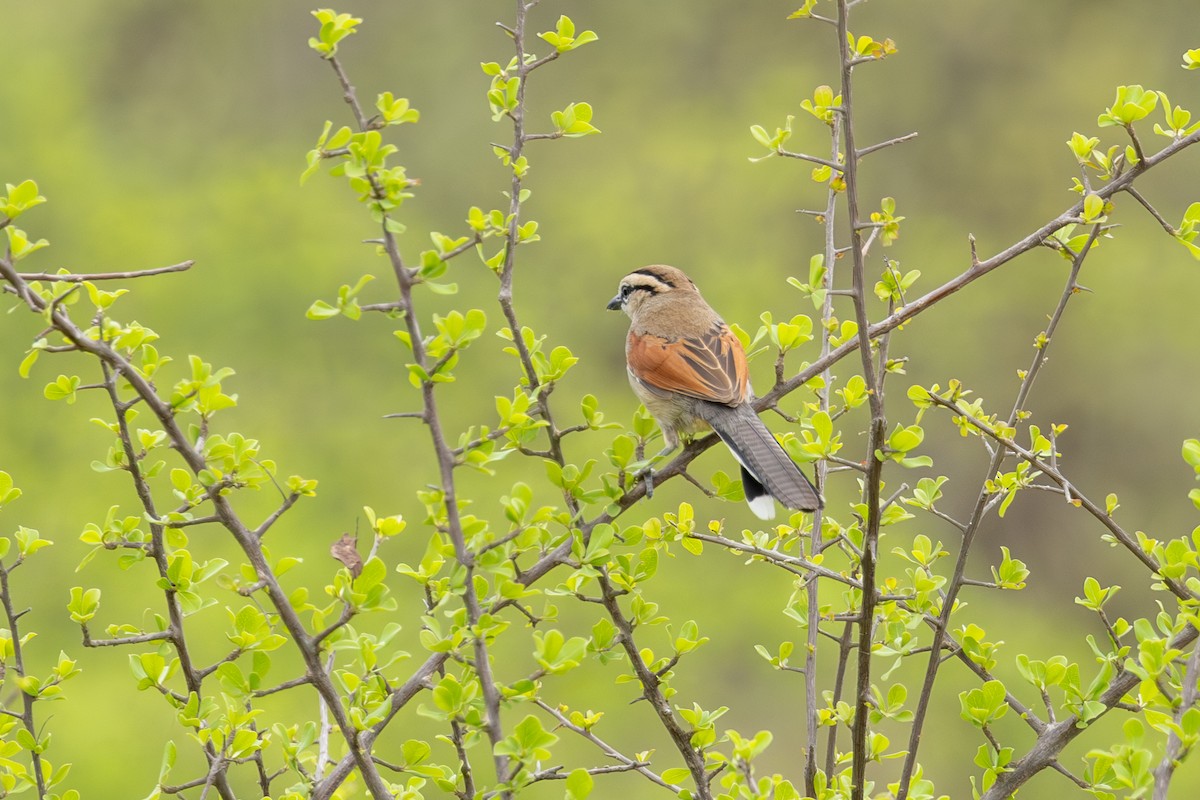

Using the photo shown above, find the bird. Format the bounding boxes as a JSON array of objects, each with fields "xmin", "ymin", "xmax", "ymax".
[{"xmin": 607, "ymin": 264, "xmax": 822, "ymax": 519}]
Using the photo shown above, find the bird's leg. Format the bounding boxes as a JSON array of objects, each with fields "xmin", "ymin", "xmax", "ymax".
[{"xmin": 638, "ymin": 428, "xmax": 679, "ymax": 499}]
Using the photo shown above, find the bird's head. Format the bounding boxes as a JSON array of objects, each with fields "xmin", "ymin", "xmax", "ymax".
[{"xmin": 606, "ymin": 264, "xmax": 700, "ymax": 319}]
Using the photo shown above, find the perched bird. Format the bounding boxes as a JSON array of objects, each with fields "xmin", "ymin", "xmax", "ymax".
[{"xmin": 607, "ymin": 265, "xmax": 822, "ymax": 519}]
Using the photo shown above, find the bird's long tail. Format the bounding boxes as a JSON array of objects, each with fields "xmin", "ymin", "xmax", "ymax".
[{"xmin": 699, "ymin": 402, "xmax": 822, "ymax": 516}]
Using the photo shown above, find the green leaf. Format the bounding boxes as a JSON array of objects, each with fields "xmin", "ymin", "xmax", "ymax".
[
  {"xmin": 44, "ymin": 374, "xmax": 81, "ymax": 403},
  {"xmin": 539, "ymin": 15, "xmax": 598, "ymax": 53},
  {"xmin": 788, "ymin": 0, "xmax": 819, "ymax": 18},
  {"xmin": 67, "ymin": 586, "xmax": 101, "ymax": 624},
  {"xmin": 1097, "ymin": 85, "xmax": 1159, "ymax": 128},
  {"xmin": 309, "ymin": 9, "xmax": 362, "ymax": 58},
  {"xmin": 661, "ymin": 767, "xmax": 692, "ymax": 785},
  {"xmin": 6, "ymin": 226, "xmax": 50, "ymax": 261},
  {"xmin": 376, "ymin": 91, "xmax": 420, "ymax": 125},
  {"xmin": 551, "ymin": 102, "xmax": 601, "ymax": 137},
  {"xmin": 0, "ymin": 472, "xmax": 21, "ymax": 509},
  {"xmin": 1184, "ymin": 438, "xmax": 1200, "ymax": 472},
  {"xmin": 566, "ymin": 767, "xmax": 594, "ymax": 800}
]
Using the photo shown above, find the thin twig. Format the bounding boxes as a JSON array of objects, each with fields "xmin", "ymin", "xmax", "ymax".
[
  {"xmin": 778, "ymin": 149, "xmax": 844, "ymax": 171},
  {"xmin": 535, "ymin": 699, "xmax": 679, "ymax": 791},
  {"xmin": 1125, "ymin": 185, "xmax": 1178, "ymax": 235},
  {"xmin": 856, "ymin": 131, "xmax": 918, "ymax": 159},
  {"xmin": 16, "ymin": 260, "xmax": 195, "ymax": 282}
]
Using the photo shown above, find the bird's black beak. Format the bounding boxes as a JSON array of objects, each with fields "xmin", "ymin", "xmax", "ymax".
[{"xmin": 606, "ymin": 294, "xmax": 622, "ymax": 311}]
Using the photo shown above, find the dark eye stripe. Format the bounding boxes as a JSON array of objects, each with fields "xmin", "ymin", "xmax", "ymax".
[{"xmin": 622, "ymin": 281, "xmax": 659, "ymax": 296}]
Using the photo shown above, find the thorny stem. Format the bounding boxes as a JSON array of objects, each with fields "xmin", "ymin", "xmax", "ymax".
[
  {"xmin": 894, "ymin": 224, "xmax": 1102, "ymax": 799},
  {"xmin": 496, "ymin": 0, "xmax": 565, "ymax": 468},
  {"xmin": 825, "ymin": 622, "xmax": 856, "ymax": 776},
  {"xmin": 0, "ymin": 563, "xmax": 47, "ymax": 799},
  {"xmin": 804, "ymin": 103, "xmax": 842, "ymax": 798},
  {"xmin": 0, "ymin": 264, "xmax": 333, "ymax": 798},
  {"xmin": 835, "ymin": 3, "xmax": 886, "ymax": 797},
  {"xmin": 756, "ymin": 127, "xmax": 1200, "ymax": 417},
  {"xmin": 1152, "ymin": 640, "xmax": 1200, "ymax": 799},
  {"xmin": 598, "ymin": 575, "xmax": 712, "ymax": 798},
  {"xmin": 98, "ymin": 357, "xmax": 237, "ymax": 800},
  {"xmin": 318, "ymin": 45, "xmax": 517, "ymax": 797},
  {"xmin": 12, "ymin": 260, "xmax": 194, "ymax": 283},
  {"xmin": 1125, "ymin": 185, "xmax": 1178, "ymax": 235},
  {"xmin": 488, "ymin": 6, "xmax": 713, "ymax": 798},
  {"xmin": 534, "ymin": 699, "xmax": 680, "ymax": 791},
  {"xmin": 981, "ymin": 625, "xmax": 1200, "ymax": 800},
  {"xmin": 927, "ymin": 391, "xmax": 1195, "ymax": 602},
  {"xmin": 2, "ymin": 259, "xmax": 382, "ymax": 796},
  {"xmin": 319, "ymin": 3, "xmax": 575, "ymax": 795}
]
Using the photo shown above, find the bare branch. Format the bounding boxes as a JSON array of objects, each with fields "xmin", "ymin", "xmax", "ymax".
[
  {"xmin": 82, "ymin": 627, "xmax": 172, "ymax": 648},
  {"xmin": 1153, "ymin": 642, "xmax": 1200, "ymax": 799},
  {"xmin": 778, "ymin": 149, "xmax": 844, "ymax": 171},
  {"xmin": 325, "ymin": 55, "xmax": 371, "ymax": 131},
  {"xmin": 834, "ymin": 5, "xmax": 888, "ymax": 797},
  {"xmin": 16, "ymin": 260, "xmax": 195, "ymax": 282},
  {"xmin": 598, "ymin": 574, "xmax": 711, "ymax": 798},
  {"xmin": 856, "ymin": 131, "xmax": 918, "ymax": 159},
  {"xmin": 536, "ymin": 700, "xmax": 679, "ymax": 790},
  {"xmin": 1125, "ymin": 185, "xmax": 1178, "ymax": 235},
  {"xmin": 982, "ymin": 625, "xmax": 1199, "ymax": 800}
]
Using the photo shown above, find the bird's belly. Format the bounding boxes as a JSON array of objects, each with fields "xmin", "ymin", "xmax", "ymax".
[{"xmin": 629, "ymin": 373, "xmax": 711, "ymax": 436}]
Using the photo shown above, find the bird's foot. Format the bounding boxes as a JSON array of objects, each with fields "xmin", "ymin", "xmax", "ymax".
[{"xmin": 633, "ymin": 445, "xmax": 677, "ymax": 500}]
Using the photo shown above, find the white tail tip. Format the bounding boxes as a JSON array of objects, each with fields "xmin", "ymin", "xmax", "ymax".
[{"xmin": 748, "ymin": 494, "xmax": 776, "ymax": 520}]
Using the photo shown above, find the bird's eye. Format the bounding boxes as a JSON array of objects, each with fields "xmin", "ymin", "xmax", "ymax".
[{"xmin": 620, "ymin": 285, "xmax": 632, "ymax": 299}]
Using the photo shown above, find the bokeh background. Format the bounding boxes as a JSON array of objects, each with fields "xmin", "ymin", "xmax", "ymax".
[{"xmin": 2, "ymin": 1, "xmax": 1200, "ymax": 797}]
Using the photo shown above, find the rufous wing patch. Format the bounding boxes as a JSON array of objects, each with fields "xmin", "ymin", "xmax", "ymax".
[{"xmin": 628, "ymin": 325, "xmax": 748, "ymax": 406}]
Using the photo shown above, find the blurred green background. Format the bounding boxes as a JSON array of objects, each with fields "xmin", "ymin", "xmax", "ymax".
[{"xmin": 2, "ymin": 1, "xmax": 1200, "ymax": 797}]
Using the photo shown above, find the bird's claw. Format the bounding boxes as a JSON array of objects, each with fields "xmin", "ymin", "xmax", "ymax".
[{"xmin": 631, "ymin": 445, "xmax": 674, "ymax": 501}]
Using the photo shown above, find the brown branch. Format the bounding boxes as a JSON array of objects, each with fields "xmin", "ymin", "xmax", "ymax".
[
  {"xmin": 835, "ymin": 4, "xmax": 886, "ymax": 797},
  {"xmin": 598, "ymin": 574, "xmax": 711, "ymax": 798},
  {"xmin": 96, "ymin": 355, "xmax": 237, "ymax": 800},
  {"xmin": 253, "ymin": 493, "xmax": 300, "ymax": 539},
  {"xmin": 856, "ymin": 131, "xmax": 918, "ymax": 159},
  {"xmin": 981, "ymin": 625, "xmax": 1199, "ymax": 800},
  {"xmin": 0, "ymin": 258, "xmax": 386, "ymax": 800},
  {"xmin": 778, "ymin": 149, "xmax": 844, "ymax": 171},
  {"xmin": 534, "ymin": 699, "xmax": 678, "ymax": 791},
  {"xmin": 927, "ymin": 392, "xmax": 1194, "ymax": 601},
  {"xmin": 325, "ymin": 55, "xmax": 370, "ymax": 131},
  {"xmin": 893, "ymin": 226, "xmax": 1096, "ymax": 797},
  {"xmin": 16, "ymin": 260, "xmax": 194, "ymax": 282},
  {"xmin": 805, "ymin": 105, "xmax": 844, "ymax": 797},
  {"xmin": 0, "ymin": 563, "xmax": 47, "ymax": 797},
  {"xmin": 1152, "ymin": 642, "xmax": 1200, "ymax": 799},
  {"xmin": 1125, "ymin": 185, "xmax": 1178, "ymax": 235},
  {"xmin": 756, "ymin": 126, "xmax": 1200, "ymax": 417},
  {"xmin": 81, "ymin": 627, "xmax": 172, "ymax": 648},
  {"xmin": 252, "ymin": 675, "xmax": 313, "ymax": 698}
]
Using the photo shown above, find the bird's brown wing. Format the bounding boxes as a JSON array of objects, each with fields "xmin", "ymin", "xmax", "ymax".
[{"xmin": 628, "ymin": 324, "xmax": 749, "ymax": 406}]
